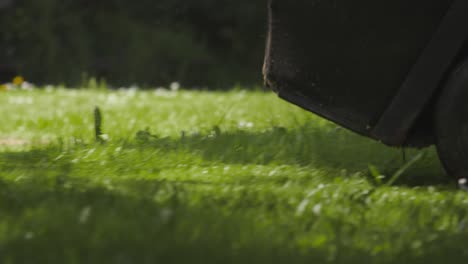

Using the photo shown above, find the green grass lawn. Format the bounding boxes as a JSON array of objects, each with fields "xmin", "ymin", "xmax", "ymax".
[{"xmin": 1, "ymin": 87, "xmax": 467, "ymax": 263}]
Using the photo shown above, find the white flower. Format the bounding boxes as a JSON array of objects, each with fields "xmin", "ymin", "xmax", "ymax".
[{"xmin": 170, "ymin": 82, "xmax": 181, "ymax": 91}]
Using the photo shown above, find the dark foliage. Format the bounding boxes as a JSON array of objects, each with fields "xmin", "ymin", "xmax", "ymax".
[{"xmin": 0, "ymin": 0, "xmax": 268, "ymax": 88}]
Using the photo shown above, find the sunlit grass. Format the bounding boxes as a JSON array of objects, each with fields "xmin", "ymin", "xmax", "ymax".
[{"xmin": 0, "ymin": 87, "xmax": 466, "ymax": 263}]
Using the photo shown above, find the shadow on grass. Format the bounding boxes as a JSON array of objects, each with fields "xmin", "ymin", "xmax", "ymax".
[
  {"xmin": 132, "ymin": 125, "xmax": 449, "ymax": 186},
  {"xmin": 0, "ymin": 124, "xmax": 450, "ymax": 187}
]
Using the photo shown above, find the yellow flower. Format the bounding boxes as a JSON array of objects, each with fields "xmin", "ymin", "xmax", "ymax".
[
  {"xmin": 13, "ymin": 76, "xmax": 24, "ymax": 86},
  {"xmin": 0, "ymin": 84, "xmax": 7, "ymax": 91}
]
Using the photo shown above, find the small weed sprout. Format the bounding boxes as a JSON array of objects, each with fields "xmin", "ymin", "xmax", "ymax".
[
  {"xmin": 94, "ymin": 106, "xmax": 107, "ymax": 143},
  {"xmin": 368, "ymin": 151, "xmax": 425, "ymax": 186}
]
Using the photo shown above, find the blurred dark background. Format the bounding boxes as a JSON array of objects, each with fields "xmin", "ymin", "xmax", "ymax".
[{"xmin": 0, "ymin": 0, "xmax": 268, "ymax": 88}]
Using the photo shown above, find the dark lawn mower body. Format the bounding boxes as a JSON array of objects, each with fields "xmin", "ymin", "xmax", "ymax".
[{"xmin": 264, "ymin": 0, "xmax": 468, "ymax": 179}]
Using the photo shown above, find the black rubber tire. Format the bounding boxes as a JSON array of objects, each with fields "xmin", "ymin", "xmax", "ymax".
[{"xmin": 435, "ymin": 58, "xmax": 468, "ymax": 179}]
